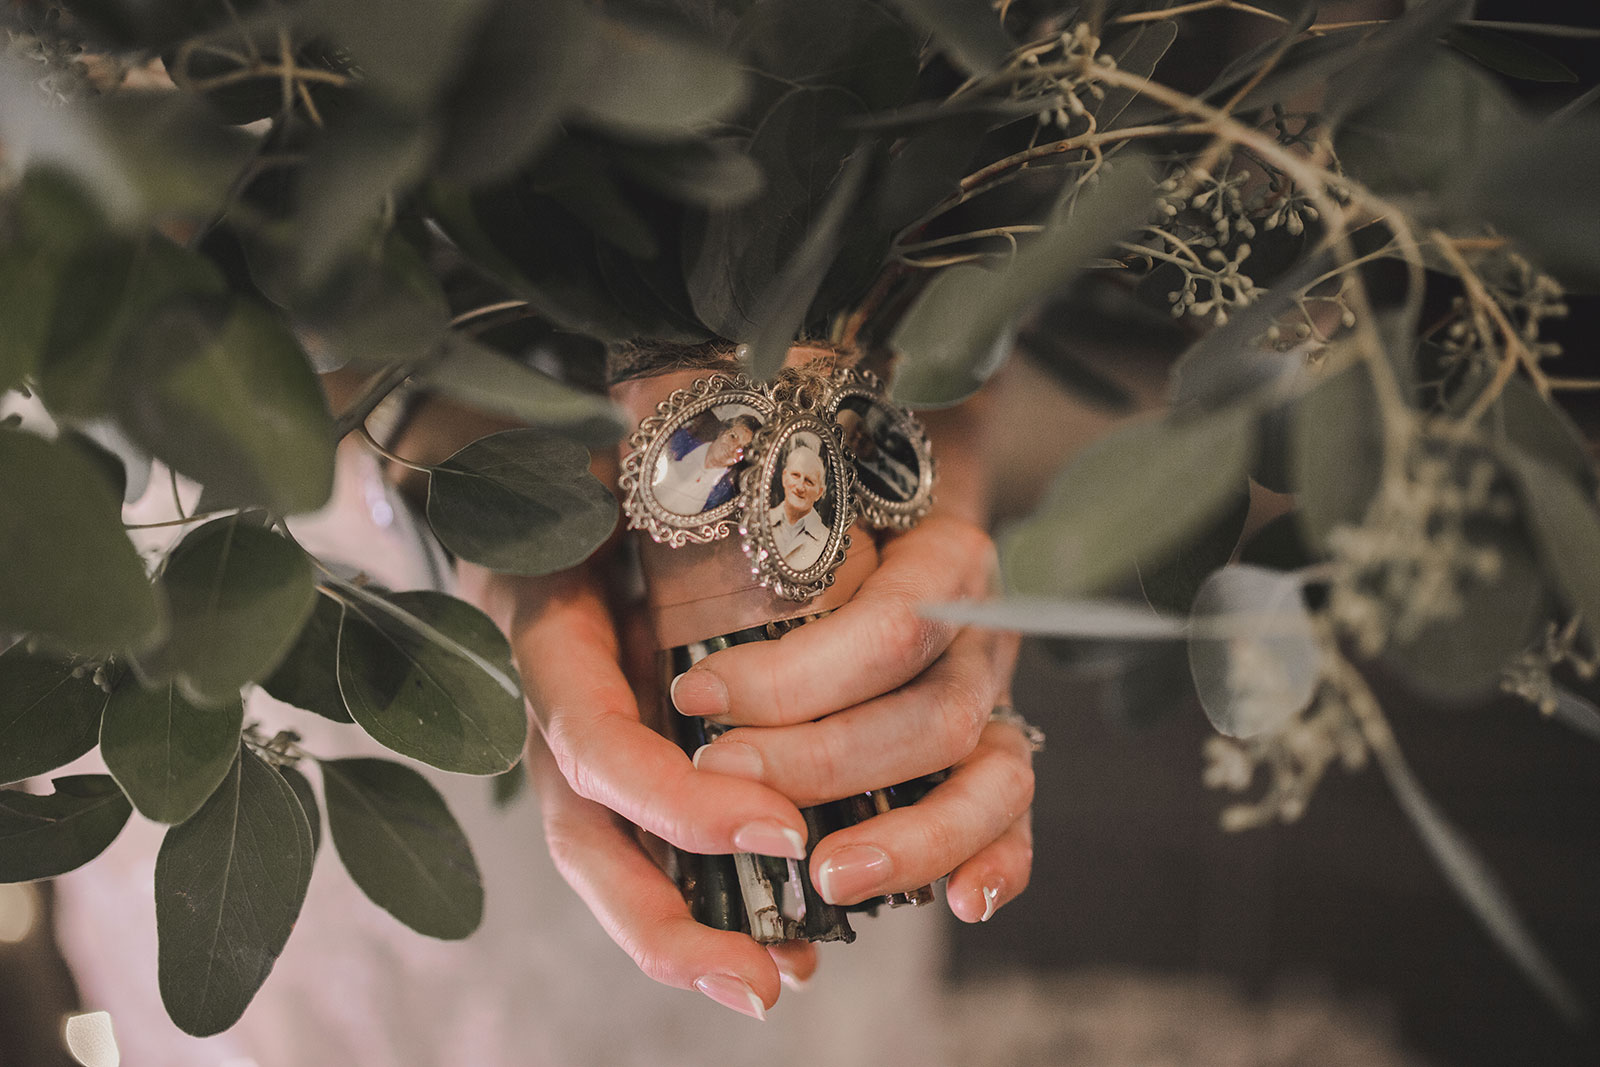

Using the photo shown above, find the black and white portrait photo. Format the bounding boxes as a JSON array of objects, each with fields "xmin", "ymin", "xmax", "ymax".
[{"xmin": 834, "ymin": 395, "xmax": 921, "ymax": 503}]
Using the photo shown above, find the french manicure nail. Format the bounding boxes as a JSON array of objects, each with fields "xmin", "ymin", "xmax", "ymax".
[
  {"xmin": 671, "ymin": 669, "xmax": 729, "ymax": 717},
  {"xmin": 732, "ymin": 820, "xmax": 807, "ymax": 859},
  {"xmin": 692, "ymin": 740, "xmax": 764, "ymax": 781},
  {"xmin": 694, "ymin": 974, "xmax": 767, "ymax": 1021},
  {"xmin": 979, "ymin": 880, "xmax": 1004, "ymax": 922},
  {"xmin": 815, "ymin": 845, "xmax": 891, "ymax": 905}
]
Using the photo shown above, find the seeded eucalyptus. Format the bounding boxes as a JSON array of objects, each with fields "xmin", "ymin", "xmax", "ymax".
[{"xmin": 2, "ymin": 0, "xmax": 1598, "ymax": 1036}]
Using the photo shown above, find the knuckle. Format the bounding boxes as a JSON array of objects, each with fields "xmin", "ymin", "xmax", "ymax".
[
  {"xmin": 934, "ymin": 675, "xmax": 990, "ymax": 760},
  {"xmin": 873, "ymin": 596, "xmax": 935, "ymax": 665}
]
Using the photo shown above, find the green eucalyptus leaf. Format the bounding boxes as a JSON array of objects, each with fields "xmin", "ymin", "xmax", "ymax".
[
  {"xmin": 262, "ymin": 230, "xmax": 451, "ymax": 371},
  {"xmin": 279, "ymin": 764, "xmax": 322, "ymax": 857},
  {"xmin": 1485, "ymin": 376, "xmax": 1596, "ymax": 492},
  {"xmin": 426, "ymin": 429, "xmax": 618, "ymax": 576},
  {"xmin": 525, "ymin": 140, "xmax": 660, "ymax": 259},
  {"xmin": 0, "ymin": 428, "xmax": 162, "ymax": 654},
  {"xmin": 685, "ymin": 83, "xmax": 862, "ymax": 340},
  {"xmin": 1238, "ymin": 512, "xmax": 1319, "ymax": 573},
  {"xmin": 0, "ymin": 775, "xmax": 132, "ymax": 883},
  {"xmin": 1290, "ymin": 362, "xmax": 1383, "ymax": 553},
  {"xmin": 321, "ymin": 757, "xmax": 483, "ymax": 939},
  {"xmin": 613, "ymin": 140, "xmax": 765, "ymax": 209},
  {"xmin": 0, "ymin": 170, "xmax": 106, "ymax": 391},
  {"xmin": 90, "ymin": 92, "xmax": 257, "ymax": 222},
  {"xmin": 293, "ymin": 98, "xmax": 438, "ymax": 284},
  {"xmin": 155, "ymin": 746, "xmax": 314, "ymax": 1037},
  {"xmin": 1322, "ymin": 0, "xmax": 1474, "ymax": 127},
  {"xmin": 433, "ymin": 0, "xmax": 594, "ymax": 184},
  {"xmin": 433, "ymin": 183, "xmax": 656, "ymax": 340},
  {"xmin": 920, "ymin": 597, "xmax": 1186, "ymax": 639},
  {"xmin": 572, "ymin": 16, "xmax": 746, "ymax": 138},
  {"xmin": 302, "ymin": 0, "xmax": 493, "ymax": 111},
  {"xmin": 134, "ymin": 517, "xmax": 317, "ymax": 706},
  {"xmin": 1137, "ymin": 479, "xmax": 1251, "ymax": 613},
  {"xmin": 59, "ymin": 429, "xmax": 129, "ymax": 505},
  {"xmin": 1189, "ymin": 565, "xmax": 1322, "ymax": 739},
  {"xmin": 1336, "ymin": 51, "xmax": 1519, "ymax": 198},
  {"xmin": 1503, "ymin": 447, "xmax": 1600, "ymax": 636},
  {"xmin": 746, "ymin": 147, "xmax": 873, "ymax": 379},
  {"xmin": 1375, "ymin": 732, "xmax": 1585, "ymax": 1026},
  {"xmin": 335, "ymin": 589, "xmax": 526, "ymax": 776},
  {"xmin": 100, "ymin": 682, "xmax": 244, "ymax": 825},
  {"xmin": 1455, "ymin": 111, "xmax": 1600, "ymax": 290},
  {"xmin": 880, "ymin": 0, "xmax": 1013, "ymax": 76},
  {"xmin": 260, "ymin": 592, "xmax": 354, "ymax": 723},
  {"xmin": 1384, "ymin": 530, "xmax": 1545, "ymax": 700},
  {"xmin": 1446, "ymin": 25, "xmax": 1577, "ymax": 83},
  {"xmin": 117, "ymin": 297, "xmax": 336, "ymax": 515},
  {"xmin": 0, "ymin": 647, "xmax": 113, "ymax": 786},
  {"xmin": 36, "ymin": 235, "xmax": 228, "ymax": 419},
  {"xmin": 736, "ymin": 0, "xmax": 920, "ymax": 113},
  {"xmin": 1002, "ymin": 404, "xmax": 1258, "ymax": 598},
  {"xmin": 416, "ymin": 337, "xmax": 626, "ymax": 446},
  {"xmin": 890, "ymin": 159, "xmax": 1156, "ymax": 407}
]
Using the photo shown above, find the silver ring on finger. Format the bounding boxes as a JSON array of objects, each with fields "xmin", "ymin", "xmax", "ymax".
[{"xmin": 988, "ymin": 704, "xmax": 1045, "ymax": 754}]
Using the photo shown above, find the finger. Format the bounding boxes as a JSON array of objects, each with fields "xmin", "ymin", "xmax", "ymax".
[
  {"xmin": 528, "ymin": 741, "xmax": 779, "ymax": 1018},
  {"xmin": 946, "ymin": 813, "xmax": 1033, "ymax": 923},
  {"xmin": 500, "ymin": 569, "xmax": 808, "ymax": 859},
  {"xmin": 807, "ymin": 718, "xmax": 1036, "ymax": 906},
  {"xmin": 766, "ymin": 941, "xmax": 819, "ymax": 992},
  {"xmin": 692, "ymin": 624, "xmax": 1016, "ymax": 807},
  {"xmin": 670, "ymin": 516, "xmax": 998, "ymax": 725}
]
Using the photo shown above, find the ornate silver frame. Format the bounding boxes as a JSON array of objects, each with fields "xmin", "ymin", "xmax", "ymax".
[
  {"xmin": 620, "ymin": 373, "xmax": 776, "ymax": 547},
  {"xmin": 738, "ymin": 404, "xmax": 856, "ymax": 602},
  {"xmin": 824, "ymin": 368, "xmax": 936, "ymax": 531}
]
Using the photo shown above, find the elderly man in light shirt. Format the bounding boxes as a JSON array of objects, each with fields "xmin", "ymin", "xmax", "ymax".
[{"xmin": 767, "ymin": 439, "xmax": 829, "ymax": 569}]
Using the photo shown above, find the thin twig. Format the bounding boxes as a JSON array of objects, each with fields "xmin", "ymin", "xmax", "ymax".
[
  {"xmin": 897, "ymin": 224, "xmax": 1044, "ymax": 255},
  {"xmin": 356, "ymin": 424, "xmax": 434, "ymax": 474},
  {"xmin": 332, "ymin": 363, "xmax": 415, "ymax": 441},
  {"xmin": 1111, "ymin": 0, "xmax": 1290, "ymax": 27},
  {"xmin": 1434, "ymin": 232, "xmax": 1552, "ymax": 421},
  {"xmin": 125, "ymin": 509, "xmax": 236, "ymax": 530}
]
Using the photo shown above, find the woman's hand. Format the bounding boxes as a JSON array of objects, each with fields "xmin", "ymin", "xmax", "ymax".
[
  {"xmin": 459, "ymin": 560, "xmax": 815, "ymax": 1019},
  {"xmin": 673, "ymin": 514, "xmax": 1033, "ymax": 923}
]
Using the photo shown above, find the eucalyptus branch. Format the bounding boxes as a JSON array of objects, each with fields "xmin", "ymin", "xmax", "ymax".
[
  {"xmin": 450, "ymin": 300, "xmax": 531, "ymax": 332},
  {"xmin": 356, "ymin": 424, "xmax": 433, "ymax": 475},
  {"xmin": 124, "ymin": 509, "xmax": 239, "ymax": 530},
  {"xmin": 1087, "ymin": 62, "xmax": 1423, "ymax": 477},
  {"xmin": 331, "ymin": 363, "xmax": 415, "ymax": 441},
  {"xmin": 1436, "ymin": 232, "xmax": 1553, "ymax": 422},
  {"xmin": 907, "ymin": 121, "xmax": 1209, "ymax": 242},
  {"xmin": 1111, "ymin": 0, "xmax": 1290, "ymax": 27},
  {"xmin": 1463, "ymin": 20, "xmax": 1600, "ymax": 39},
  {"xmin": 896, "ymin": 224, "xmax": 1044, "ymax": 255},
  {"xmin": 1327, "ymin": 643, "xmax": 1588, "ymax": 1026}
]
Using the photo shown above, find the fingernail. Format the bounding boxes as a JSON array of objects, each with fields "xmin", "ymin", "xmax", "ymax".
[
  {"xmin": 694, "ymin": 974, "xmax": 767, "ymax": 1021},
  {"xmin": 692, "ymin": 740, "xmax": 764, "ymax": 781},
  {"xmin": 777, "ymin": 967, "xmax": 811, "ymax": 993},
  {"xmin": 979, "ymin": 880, "xmax": 1005, "ymax": 922},
  {"xmin": 671, "ymin": 669, "xmax": 728, "ymax": 717},
  {"xmin": 732, "ymin": 820, "xmax": 807, "ymax": 859},
  {"xmin": 815, "ymin": 845, "xmax": 891, "ymax": 905}
]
